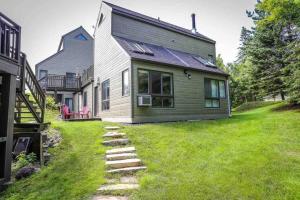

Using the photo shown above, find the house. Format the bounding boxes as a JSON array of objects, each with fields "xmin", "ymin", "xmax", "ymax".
[
  {"xmin": 79, "ymin": 1, "xmax": 230, "ymax": 123},
  {"xmin": 1, "ymin": 13, "xmax": 46, "ymax": 188},
  {"xmin": 35, "ymin": 27, "xmax": 94, "ymax": 111}
]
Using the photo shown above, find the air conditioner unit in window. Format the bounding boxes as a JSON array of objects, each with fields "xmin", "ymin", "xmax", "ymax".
[{"xmin": 138, "ymin": 95, "xmax": 152, "ymax": 106}]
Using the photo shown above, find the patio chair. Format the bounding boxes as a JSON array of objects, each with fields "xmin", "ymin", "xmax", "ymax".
[
  {"xmin": 62, "ymin": 105, "xmax": 75, "ymax": 119},
  {"xmin": 80, "ymin": 106, "xmax": 90, "ymax": 119}
]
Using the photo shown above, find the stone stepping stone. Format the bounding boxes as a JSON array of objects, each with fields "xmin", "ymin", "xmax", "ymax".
[
  {"xmin": 92, "ymin": 195, "xmax": 128, "ymax": 200},
  {"xmin": 106, "ymin": 153, "xmax": 137, "ymax": 161},
  {"xmin": 103, "ymin": 132, "xmax": 126, "ymax": 138},
  {"xmin": 102, "ymin": 139, "xmax": 129, "ymax": 146},
  {"xmin": 106, "ymin": 147, "xmax": 136, "ymax": 155},
  {"xmin": 120, "ymin": 176, "xmax": 138, "ymax": 184},
  {"xmin": 106, "ymin": 159, "xmax": 141, "ymax": 169},
  {"xmin": 107, "ymin": 166, "xmax": 147, "ymax": 174},
  {"xmin": 105, "ymin": 126, "xmax": 120, "ymax": 130},
  {"xmin": 98, "ymin": 184, "xmax": 139, "ymax": 192}
]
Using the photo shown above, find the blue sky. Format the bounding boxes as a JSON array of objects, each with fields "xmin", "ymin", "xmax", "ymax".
[{"xmin": 0, "ymin": 0, "xmax": 256, "ymax": 67}]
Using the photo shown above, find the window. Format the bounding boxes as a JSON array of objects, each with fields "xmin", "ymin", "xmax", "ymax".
[
  {"xmin": 101, "ymin": 79, "xmax": 110, "ymax": 111},
  {"xmin": 83, "ymin": 91, "xmax": 87, "ymax": 107},
  {"xmin": 138, "ymin": 69, "xmax": 174, "ymax": 108},
  {"xmin": 74, "ymin": 34, "xmax": 87, "ymax": 41},
  {"xmin": 39, "ymin": 70, "xmax": 48, "ymax": 80},
  {"xmin": 98, "ymin": 14, "xmax": 104, "ymax": 27},
  {"xmin": 122, "ymin": 69, "xmax": 129, "ymax": 96},
  {"xmin": 204, "ymin": 78, "xmax": 226, "ymax": 108}
]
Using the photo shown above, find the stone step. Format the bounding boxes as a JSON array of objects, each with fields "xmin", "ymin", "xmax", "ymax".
[
  {"xmin": 102, "ymin": 139, "xmax": 129, "ymax": 146},
  {"xmin": 104, "ymin": 126, "xmax": 120, "ymax": 131},
  {"xmin": 106, "ymin": 159, "xmax": 141, "ymax": 169},
  {"xmin": 92, "ymin": 195, "xmax": 128, "ymax": 200},
  {"xmin": 106, "ymin": 147, "xmax": 136, "ymax": 155},
  {"xmin": 103, "ymin": 132, "xmax": 126, "ymax": 138},
  {"xmin": 98, "ymin": 184, "xmax": 139, "ymax": 192},
  {"xmin": 106, "ymin": 153, "xmax": 137, "ymax": 161},
  {"xmin": 107, "ymin": 166, "xmax": 147, "ymax": 174}
]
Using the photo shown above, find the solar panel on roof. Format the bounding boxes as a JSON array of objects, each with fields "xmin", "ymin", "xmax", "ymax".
[
  {"xmin": 193, "ymin": 56, "xmax": 216, "ymax": 68},
  {"xmin": 126, "ymin": 41, "xmax": 154, "ymax": 56}
]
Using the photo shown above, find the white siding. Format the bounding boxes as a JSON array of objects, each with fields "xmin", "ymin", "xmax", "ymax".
[{"xmin": 94, "ymin": 4, "xmax": 132, "ymax": 122}]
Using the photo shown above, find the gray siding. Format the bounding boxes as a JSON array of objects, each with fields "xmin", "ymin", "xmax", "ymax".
[
  {"xmin": 35, "ymin": 27, "xmax": 93, "ymax": 79},
  {"xmin": 112, "ymin": 14, "xmax": 216, "ymax": 61},
  {"xmin": 132, "ymin": 61, "xmax": 229, "ymax": 123},
  {"xmin": 94, "ymin": 4, "xmax": 132, "ymax": 122}
]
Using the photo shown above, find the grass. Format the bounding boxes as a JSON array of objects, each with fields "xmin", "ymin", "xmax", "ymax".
[{"xmin": 2, "ymin": 103, "xmax": 300, "ymax": 199}]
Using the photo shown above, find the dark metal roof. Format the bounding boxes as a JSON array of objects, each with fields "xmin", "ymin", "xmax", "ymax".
[
  {"xmin": 114, "ymin": 37, "xmax": 228, "ymax": 76},
  {"xmin": 103, "ymin": 1, "xmax": 216, "ymax": 44}
]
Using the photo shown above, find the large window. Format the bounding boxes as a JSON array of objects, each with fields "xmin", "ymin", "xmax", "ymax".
[
  {"xmin": 138, "ymin": 69, "xmax": 173, "ymax": 108},
  {"xmin": 102, "ymin": 79, "xmax": 110, "ymax": 111},
  {"xmin": 204, "ymin": 78, "xmax": 226, "ymax": 108},
  {"xmin": 122, "ymin": 69, "xmax": 130, "ymax": 96}
]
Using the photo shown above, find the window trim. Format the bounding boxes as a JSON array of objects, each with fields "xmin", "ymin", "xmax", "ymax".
[
  {"xmin": 137, "ymin": 68, "xmax": 175, "ymax": 108},
  {"xmin": 122, "ymin": 69, "xmax": 130, "ymax": 97},
  {"xmin": 204, "ymin": 78, "xmax": 226, "ymax": 109},
  {"xmin": 101, "ymin": 79, "xmax": 110, "ymax": 111}
]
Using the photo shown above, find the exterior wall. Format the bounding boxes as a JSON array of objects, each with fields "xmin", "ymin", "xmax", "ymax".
[
  {"xmin": 94, "ymin": 4, "xmax": 132, "ymax": 122},
  {"xmin": 82, "ymin": 83, "xmax": 94, "ymax": 115},
  {"xmin": 35, "ymin": 27, "xmax": 94, "ymax": 79},
  {"xmin": 112, "ymin": 14, "xmax": 216, "ymax": 61},
  {"xmin": 132, "ymin": 61, "xmax": 229, "ymax": 123}
]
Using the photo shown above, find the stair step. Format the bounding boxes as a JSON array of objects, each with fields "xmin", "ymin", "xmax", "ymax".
[
  {"xmin": 107, "ymin": 166, "xmax": 147, "ymax": 174},
  {"xmin": 98, "ymin": 184, "xmax": 139, "ymax": 192},
  {"xmin": 106, "ymin": 147, "xmax": 135, "ymax": 155},
  {"xmin": 103, "ymin": 132, "xmax": 126, "ymax": 138},
  {"xmin": 102, "ymin": 139, "xmax": 129, "ymax": 146},
  {"xmin": 105, "ymin": 126, "xmax": 120, "ymax": 130},
  {"xmin": 106, "ymin": 153, "xmax": 137, "ymax": 161},
  {"xmin": 106, "ymin": 159, "xmax": 141, "ymax": 169},
  {"xmin": 92, "ymin": 195, "xmax": 128, "ymax": 200}
]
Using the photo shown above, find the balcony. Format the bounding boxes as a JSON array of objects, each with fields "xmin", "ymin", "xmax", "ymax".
[
  {"xmin": 81, "ymin": 65, "xmax": 94, "ymax": 86},
  {"xmin": 39, "ymin": 74, "xmax": 81, "ymax": 92},
  {"xmin": 0, "ymin": 12, "xmax": 21, "ymax": 64}
]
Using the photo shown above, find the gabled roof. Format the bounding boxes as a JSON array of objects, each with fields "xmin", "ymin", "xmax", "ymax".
[
  {"xmin": 57, "ymin": 26, "xmax": 93, "ymax": 52},
  {"xmin": 114, "ymin": 37, "xmax": 228, "ymax": 76},
  {"xmin": 103, "ymin": 1, "xmax": 216, "ymax": 44}
]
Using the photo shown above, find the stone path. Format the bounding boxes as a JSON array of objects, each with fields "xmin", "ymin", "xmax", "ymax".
[{"xmin": 93, "ymin": 126, "xmax": 147, "ymax": 200}]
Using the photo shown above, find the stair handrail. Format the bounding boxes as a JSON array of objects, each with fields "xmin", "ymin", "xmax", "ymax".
[{"xmin": 19, "ymin": 52, "xmax": 46, "ymax": 123}]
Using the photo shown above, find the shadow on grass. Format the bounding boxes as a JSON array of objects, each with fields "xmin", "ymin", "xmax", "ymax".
[{"xmin": 271, "ymin": 103, "xmax": 300, "ymax": 112}]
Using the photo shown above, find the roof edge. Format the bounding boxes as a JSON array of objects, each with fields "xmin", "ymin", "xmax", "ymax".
[{"xmin": 103, "ymin": 1, "xmax": 216, "ymax": 44}]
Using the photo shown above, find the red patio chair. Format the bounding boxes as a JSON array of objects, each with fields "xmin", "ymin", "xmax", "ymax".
[
  {"xmin": 62, "ymin": 105, "xmax": 75, "ymax": 119},
  {"xmin": 80, "ymin": 106, "xmax": 90, "ymax": 119}
]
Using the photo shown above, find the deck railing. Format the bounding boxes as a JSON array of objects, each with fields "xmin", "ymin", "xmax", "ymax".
[
  {"xmin": 39, "ymin": 74, "xmax": 81, "ymax": 91},
  {"xmin": 81, "ymin": 65, "xmax": 94, "ymax": 86},
  {"xmin": 0, "ymin": 12, "xmax": 21, "ymax": 63}
]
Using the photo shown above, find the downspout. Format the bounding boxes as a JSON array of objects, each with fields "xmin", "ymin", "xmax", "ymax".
[
  {"xmin": 92, "ymin": 81, "xmax": 94, "ymax": 118},
  {"xmin": 226, "ymin": 78, "xmax": 231, "ymax": 117}
]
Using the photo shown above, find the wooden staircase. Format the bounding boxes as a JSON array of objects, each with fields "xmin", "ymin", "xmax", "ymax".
[{"xmin": 15, "ymin": 53, "xmax": 46, "ymax": 124}]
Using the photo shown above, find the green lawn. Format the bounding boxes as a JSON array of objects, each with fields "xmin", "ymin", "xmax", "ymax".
[{"xmin": 1, "ymin": 103, "xmax": 300, "ymax": 200}]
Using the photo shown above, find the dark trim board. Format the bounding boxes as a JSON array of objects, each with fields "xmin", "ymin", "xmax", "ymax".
[{"xmin": 0, "ymin": 58, "xmax": 20, "ymax": 75}]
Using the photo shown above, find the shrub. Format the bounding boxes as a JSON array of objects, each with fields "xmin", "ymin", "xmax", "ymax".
[
  {"xmin": 46, "ymin": 96, "xmax": 58, "ymax": 110},
  {"xmin": 15, "ymin": 152, "xmax": 37, "ymax": 171}
]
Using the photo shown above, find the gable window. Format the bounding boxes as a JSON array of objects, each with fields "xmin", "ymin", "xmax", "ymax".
[
  {"xmin": 101, "ymin": 79, "xmax": 110, "ymax": 111},
  {"xmin": 74, "ymin": 34, "xmax": 88, "ymax": 41},
  {"xmin": 138, "ymin": 69, "xmax": 173, "ymax": 108},
  {"xmin": 122, "ymin": 69, "xmax": 130, "ymax": 96},
  {"xmin": 204, "ymin": 78, "xmax": 226, "ymax": 108}
]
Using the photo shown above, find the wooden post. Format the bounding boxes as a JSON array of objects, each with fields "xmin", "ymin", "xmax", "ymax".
[{"xmin": 0, "ymin": 74, "xmax": 16, "ymax": 184}]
